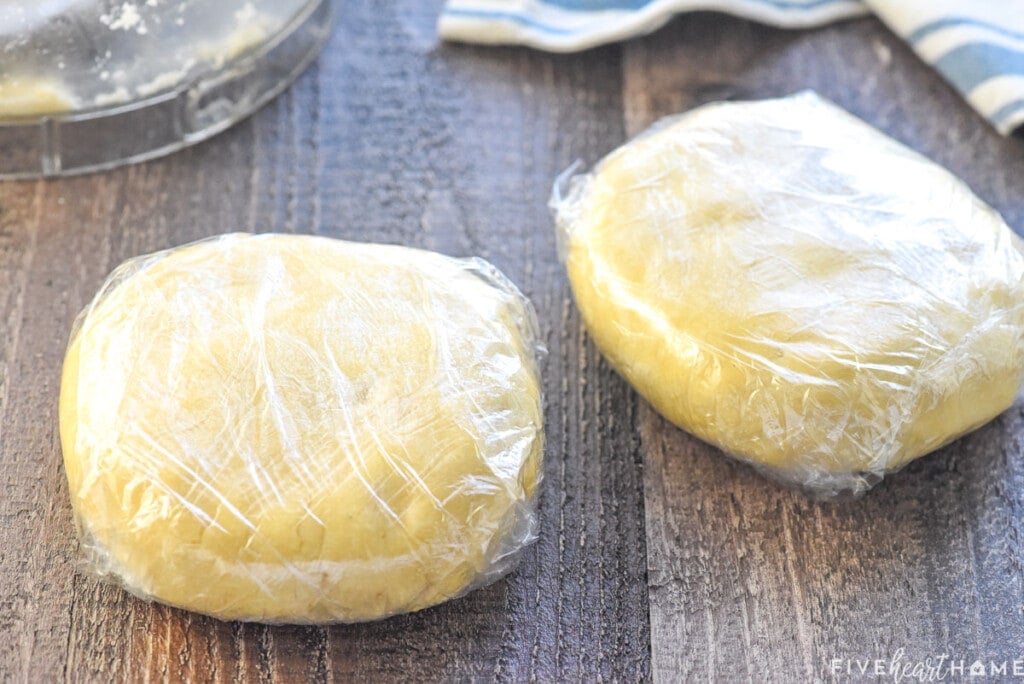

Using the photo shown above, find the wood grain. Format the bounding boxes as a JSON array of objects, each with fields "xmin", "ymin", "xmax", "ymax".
[{"xmin": 622, "ymin": 12, "xmax": 1024, "ymax": 682}]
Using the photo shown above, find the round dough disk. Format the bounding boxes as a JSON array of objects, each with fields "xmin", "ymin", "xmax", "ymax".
[
  {"xmin": 558, "ymin": 93, "xmax": 1024, "ymax": 491},
  {"xmin": 60, "ymin": 233, "xmax": 543, "ymax": 622}
]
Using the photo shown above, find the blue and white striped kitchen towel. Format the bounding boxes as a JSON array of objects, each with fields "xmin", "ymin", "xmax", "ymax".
[{"xmin": 438, "ymin": 0, "xmax": 1024, "ymax": 135}]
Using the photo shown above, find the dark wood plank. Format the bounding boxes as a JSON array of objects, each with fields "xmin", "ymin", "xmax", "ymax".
[
  {"xmin": 0, "ymin": 181, "xmax": 79, "ymax": 682},
  {"xmin": 0, "ymin": 0, "xmax": 651, "ymax": 680},
  {"xmin": 621, "ymin": 13, "xmax": 1024, "ymax": 682}
]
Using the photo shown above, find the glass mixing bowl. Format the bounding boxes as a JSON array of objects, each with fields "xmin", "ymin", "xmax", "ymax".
[{"xmin": 0, "ymin": 0, "xmax": 332, "ymax": 178}]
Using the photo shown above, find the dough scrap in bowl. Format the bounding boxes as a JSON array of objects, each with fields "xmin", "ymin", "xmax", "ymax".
[
  {"xmin": 0, "ymin": 76, "xmax": 73, "ymax": 116},
  {"xmin": 60, "ymin": 233, "xmax": 544, "ymax": 622},
  {"xmin": 554, "ymin": 92, "xmax": 1024, "ymax": 494}
]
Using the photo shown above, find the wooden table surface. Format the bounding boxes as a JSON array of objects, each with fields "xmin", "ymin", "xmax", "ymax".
[{"xmin": 3, "ymin": 1, "xmax": 1024, "ymax": 681}]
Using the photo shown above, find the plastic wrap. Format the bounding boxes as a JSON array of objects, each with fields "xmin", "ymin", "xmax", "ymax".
[
  {"xmin": 552, "ymin": 91, "xmax": 1024, "ymax": 495},
  {"xmin": 59, "ymin": 233, "xmax": 544, "ymax": 623}
]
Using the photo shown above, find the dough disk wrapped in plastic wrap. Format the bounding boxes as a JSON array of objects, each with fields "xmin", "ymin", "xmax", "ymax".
[
  {"xmin": 60, "ymin": 233, "xmax": 544, "ymax": 623},
  {"xmin": 553, "ymin": 92, "xmax": 1024, "ymax": 494}
]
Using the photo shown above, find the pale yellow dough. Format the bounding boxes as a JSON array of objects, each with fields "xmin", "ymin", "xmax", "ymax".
[
  {"xmin": 61, "ymin": 233, "xmax": 543, "ymax": 622},
  {"xmin": 558, "ymin": 93, "xmax": 1024, "ymax": 490},
  {"xmin": 0, "ymin": 78, "xmax": 73, "ymax": 116}
]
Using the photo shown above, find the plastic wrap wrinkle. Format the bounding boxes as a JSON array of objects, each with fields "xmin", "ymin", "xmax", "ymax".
[
  {"xmin": 60, "ymin": 233, "xmax": 544, "ymax": 623},
  {"xmin": 553, "ymin": 91, "xmax": 1024, "ymax": 495}
]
